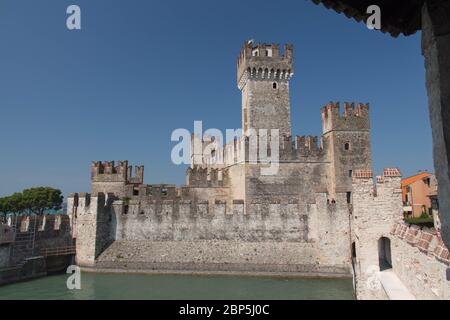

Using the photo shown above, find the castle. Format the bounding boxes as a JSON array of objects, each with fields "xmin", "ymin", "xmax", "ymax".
[{"xmin": 67, "ymin": 42, "xmax": 449, "ymax": 299}]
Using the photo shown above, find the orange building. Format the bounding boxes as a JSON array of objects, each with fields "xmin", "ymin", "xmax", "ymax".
[{"xmin": 402, "ymin": 172, "xmax": 436, "ymax": 218}]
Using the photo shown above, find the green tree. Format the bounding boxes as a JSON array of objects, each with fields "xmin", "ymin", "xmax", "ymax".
[
  {"xmin": 0, "ymin": 197, "xmax": 11, "ymax": 217},
  {"xmin": 21, "ymin": 187, "xmax": 63, "ymax": 216},
  {"xmin": 0, "ymin": 187, "xmax": 63, "ymax": 216},
  {"xmin": 8, "ymin": 193, "xmax": 25, "ymax": 215}
]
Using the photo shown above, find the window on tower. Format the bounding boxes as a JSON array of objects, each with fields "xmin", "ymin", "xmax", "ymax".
[{"xmin": 273, "ymin": 82, "xmax": 277, "ymax": 89}]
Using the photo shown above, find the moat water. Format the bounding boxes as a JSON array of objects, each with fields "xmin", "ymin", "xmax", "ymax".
[{"xmin": 0, "ymin": 272, "xmax": 354, "ymax": 300}]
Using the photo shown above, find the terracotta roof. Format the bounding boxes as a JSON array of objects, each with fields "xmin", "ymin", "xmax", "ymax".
[
  {"xmin": 401, "ymin": 172, "xmax": 431, "ymax": 188},
  {"xmin": 353, "ymin": 169, "xmax": 373, "ymax": 179},
  {"xmin": 310, "ymin": 0, "xmax": 425, "ymax": 37},
  {"xmin": 384, "ymin": 168, "xmax": 402, "ymax": 177}
]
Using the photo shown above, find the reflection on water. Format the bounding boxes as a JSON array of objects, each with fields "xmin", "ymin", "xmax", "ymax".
[{"xmin": 0, "ymin": 272, "xmax": 354, "ymax": 300}]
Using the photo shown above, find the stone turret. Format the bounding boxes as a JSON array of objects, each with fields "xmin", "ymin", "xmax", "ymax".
[
  {"xmin": 91, "ymin": 161, "xmax": 144, "ymax": 197},
  {"xmin": 237, "ymin": 42, "xmax": 294, "ymax": 87},
  {"xmin": 321, "ymin": 102, "xmax": 370, "ymax": 134},
  {"xmin": 68, "ymin": 192, "xmax": 115, "ymax": 266},
  {"xmin": 237, "ymin": 41, "xmax": 294, "ymax": 137},
  {"xmin": 321, "ymin": 102, "xmax": 372, "ymax": 197}
]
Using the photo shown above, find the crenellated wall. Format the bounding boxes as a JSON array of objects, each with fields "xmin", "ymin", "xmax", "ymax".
[
  {"xmin": 351, "ymin": 168, "xmax": 403, "ymax": 299},
  {"xmin": 321, "ymin": 102, "xmax": 370, "ymax": 134},
  {"xmin": 3, "ymin": 214, "xmax": 73, "ymax": 264},
  {"xmin": 190, "ymin": 133, "xmax": 326, "ymax": 170},
  {"xmin": 112, "ymin": 198, "xmax": 308, "ymax": 242},
  {"xmin": 91, "ymin": 161, "xmax": 144, "ymax": 197},
  {"xmin": 187, "ymin": 166, "xmax": 228, "ymax": 188},
  {"xmin": 70, "ymin": 189, "xmax": 352, "ymax": 275},
  {"xmin": 237, "ymin": 42, "xmax": 293, "ymax": 88},
  {"xmin": 0, "ymin": 214, "xmax": 74, "ymax": 286},
  {"xmin": 322, "ymin": 102, "xmax": 372, "ymax": 198},
  {"xmin": 68, "ymin": 193, "xmax": 114, "ymax": 266}
]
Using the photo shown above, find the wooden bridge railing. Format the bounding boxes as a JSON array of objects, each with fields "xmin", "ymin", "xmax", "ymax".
[{"xmin": 40, "ymin": 246, "xmax": 76, "ymax": 257}]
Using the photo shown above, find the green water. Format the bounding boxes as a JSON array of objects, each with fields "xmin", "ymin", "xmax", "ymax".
[{"xmin": 0, "ymin": 273, "xmax": 354, "ymax": 300}]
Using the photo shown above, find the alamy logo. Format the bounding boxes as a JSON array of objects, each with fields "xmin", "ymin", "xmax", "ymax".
[
  {"xmin": 66, "ymin": 265, "xmax": 81, "ymax": 290},
  {"xmin": 365, "ymin": 265, "xmax": 381, "ymax": 291},
  {"xmin": 171, "ymin": 121, "xmax": 280, "ymax": 175},
  {"xmin": 66, "ymin": 5, "xmax": 81, "ymax": 30},
  {"xmin": 366, "ymin": 5, "xmax": 381, "ymax": 30}
]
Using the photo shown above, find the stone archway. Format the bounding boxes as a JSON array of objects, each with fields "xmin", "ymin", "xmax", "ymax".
[{"xmin": 378, "ymin": 237, "xmax": 392, "ymax": 271}]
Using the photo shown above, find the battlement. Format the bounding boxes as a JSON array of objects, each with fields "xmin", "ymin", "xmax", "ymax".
[
  {"xmin": 321, "ymin": 102, "xmax": 370, "ymax": 134},
  {"xmin": 68, "ymin": 192, "xmax": 105, "ymax": 208},
  {"xmin": 278, "ymin": 135, "xmax": 325, "ymax": 160},
  {"xmin": 113, "ymin": 198, "xmax": 310, "ymax": 219},
  {"xmin": 375, "ymin": 168, "xmax": 402, "ymax": 184},
  {"xmin": 352, "ymin": 169, "xmax": 373, "ymax": 179},
  {"xmin": 187, "ymin": 166, "xmax": 227, "ymax": 187},
  {"xmin": 240, "ymin": 133, "xmax": 325, "ymax": 161},
  {"xmin": 128, "ymin": 165, "xmax": 144, "ymax": 184},
  {"xmin": 91, "ymin": 160, "xmax": 144, "ymax": 184},
  {"xmin": 293, "ymin": 135, "xmax": 321, "ymax": 152},
  {"xmin": 92, "ymin": 161, "xmax": 127, "ymax": 176},
  {"xmin": 353, "ymin": 167, "xmax": 402, "ymax": 182},
  {"xmin": 237, "ymin": 41, "xmax": 294, "ymax": 89},
  {"xmin": 382, "ymin": 167, "xmax": 402, "ymax": 177},
  {"xmin": 352, "ymin": 167, "xmax": 402, "ymax": 203},
  {"xmin": 191, "ymin": 133, "xmax": 326, "ymax": 168},
  {"xmin": 67, "ymin": 192, "xmax": 117, "ymax": 219},
  {"xmin": 5, "ymin": 214, "xmax": 70, "ymax": 234},
  {"xmin": 110, "ymin": 197, "xmax": 311, "ymax": 242}
]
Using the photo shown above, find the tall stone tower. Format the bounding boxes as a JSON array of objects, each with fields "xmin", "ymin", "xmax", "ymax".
[
  {"xmin": 237, "ymin": 42, "xmax": 294, "ymax": 137},
  {"xmin": 321, "ymin": 102, "xmax": 372, "ymax": 198}
]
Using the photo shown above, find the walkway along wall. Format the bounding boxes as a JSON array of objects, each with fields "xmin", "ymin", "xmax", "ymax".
[
  {"xmin": 0, "ymin": 215, "xmax": 74, "ymax": 286},
  {"xmin": 352, "ymin": 168, "xmax": 450, "ymax": 299}
]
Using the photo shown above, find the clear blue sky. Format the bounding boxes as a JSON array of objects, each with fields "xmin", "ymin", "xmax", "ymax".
[{"xmin": 0, "ymin": 0, "xmax": 433, "ymax": 197}]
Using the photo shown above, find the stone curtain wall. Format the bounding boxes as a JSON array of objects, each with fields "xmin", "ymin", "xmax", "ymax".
[
  {"xmin": 390, "ymin": 222, "xmax": 450, "ymax": 299},
  {"xmin": 351, "ymin": 168, "xmax": 403, "ymax": 300},
  {"xmin": 0, "ymin": 215, "xmax": 73, "ymax": 271},
  {"xmin": 95, "ymin": 192, "xmax": 351, "ymax": 275},
  {"xmin": 312, "ymin": 192, "xmax": 353, "ymax": 269},
  {"xmin": 112, "ymin": 199, "xmax": 308, "ymax": 242},
  {"xmin": 94, "ymin": 240, "xmax": 350, "ymax": 276},
  {"xmin": 0, "ymin": 215, "xmax": 73, "ymax": 285},
  {"xmin": 71, "ymin": 191, "xmax": 352, "ymax": 275},
  {"xmin": 7, "ymin": 215, "xmax": 73, "ymax": 265}
]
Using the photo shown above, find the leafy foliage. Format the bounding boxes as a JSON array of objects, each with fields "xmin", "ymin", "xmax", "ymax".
[
  {"xmin": 404, "ymin": 215, "xmax": 434, "ymax": 228},
  {"xmin": 0, "ymin": 187, "xmax": 63, "ymax": 216}
]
